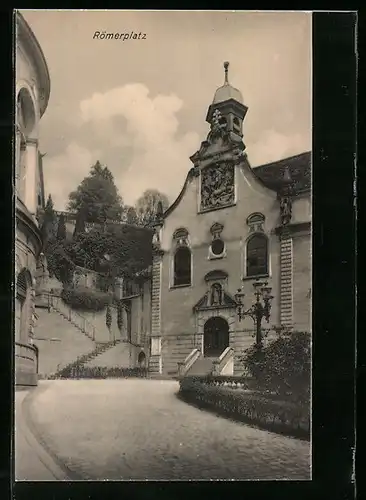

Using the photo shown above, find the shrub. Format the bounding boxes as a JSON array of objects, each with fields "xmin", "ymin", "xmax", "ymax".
[
  {"xmin": 56, "ymin": 365, "xmax": 147, "ymax": 379},
  {"xmin": 61, "ymin": 285, "xmax": 111, "ymax": 312},
  {"xmin": 106, "ymin": 305, "xmax": 112, "ymax": 329},
  {"xmin": 179, "ymin": 377, "xmax": 309, "ymax": 439},
  {"xmin": 45, "ymin": 239, "xmax": 75, "ymax": 284},
  {"xmin": 241, "ymin": 331, "xmax": 311, "ymax": 403}
]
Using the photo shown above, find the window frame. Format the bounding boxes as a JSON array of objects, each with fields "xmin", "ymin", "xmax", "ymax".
[
  {"xmin": 172, "ymin": 245, "xmax": 192, "ymax": 288},
  {"xmin": 245, "ymin": 232, "xmax": 270, "ymax": 279}
]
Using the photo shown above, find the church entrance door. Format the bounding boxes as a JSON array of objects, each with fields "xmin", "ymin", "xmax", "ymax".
[{"xmin": 203, "ymin": 317, "xmax": 229, "ymax": 357}]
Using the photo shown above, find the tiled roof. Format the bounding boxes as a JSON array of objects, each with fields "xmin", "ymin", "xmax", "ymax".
[{"xmin": 252, "ymin": 151, "xmax": 311, "ymax": 194}]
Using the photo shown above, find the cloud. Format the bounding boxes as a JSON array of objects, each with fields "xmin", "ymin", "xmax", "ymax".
[
  {"xmin": 44, "ymin": 85, "xmax": 309, "ymax": 211},
  {"xmin": 44, "ymin": 84, "xmax": 200, "ymax": 209},
  {"xmin": 247, "ymin": 129, "xmax": 309, "ymax": 166}
]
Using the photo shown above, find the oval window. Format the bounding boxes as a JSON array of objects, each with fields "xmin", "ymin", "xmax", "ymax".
[{"xmin": 211, "ymin": 238, "xmax": 225, "ymax": 256}]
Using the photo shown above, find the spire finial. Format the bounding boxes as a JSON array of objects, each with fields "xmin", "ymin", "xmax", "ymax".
[{"xmin": 224, "ymin": 61, "xmax": 230, "ymax": 85}]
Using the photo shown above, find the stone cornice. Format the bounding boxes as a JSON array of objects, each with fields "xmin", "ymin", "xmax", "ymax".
[
  {"xmin": 26, "ymin": 138, "xmax": 39, "ymax": 146},
  {"xmin": 17, "ymin": 12, "xmax": 51, "ymax": 117},
  {"xmin": 274, "ymin": 220, "xmax": 311, "ymax": 236},
  {"xmin": 16, "ymin": 197, "xmax": 43, "ymax": 253},
  {"xmin": 206, "ymin": 99, "xmax": 248, "ymax": 122}
]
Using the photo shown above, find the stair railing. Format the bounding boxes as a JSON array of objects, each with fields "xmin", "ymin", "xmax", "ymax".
[
  {"xmin": 51, "ymin": 338, "xmax": 118, "ymax": 379},
  {"xmin": 212, "ymin": 346, "xmax": 235, "ymax": 376},
  {"xmin": 178, "ymin": 348, "xmax": 201, "ymax": 378},
  {"xmin": 50, "ymin": 294, "xmax": 97, "ymax": 341}
]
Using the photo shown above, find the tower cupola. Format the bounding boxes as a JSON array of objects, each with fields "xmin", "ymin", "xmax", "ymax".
[{"xmin": 206, "ymin": 62, "xmax": 248, "ymax": 140}]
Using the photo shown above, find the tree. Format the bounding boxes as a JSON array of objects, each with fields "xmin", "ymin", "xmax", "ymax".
[
  {"xmin": 45, "ymin": 239, "xmax": 75, "ymax": 284},
  {"xmin": 57, "ymin": 213, "xmax": 67, "ymax": 241},
  {"xmin": 41, "ymin": 194, "xmax": 57, "ymax": 248},
  {"xmin": 135, "ymin": 189, "xmax": 169, "ymax": 227},
  {"xmin": 66, "ymin": 224, "xmax": 153, "ymax": 281},
  {"xmin": 125, "ymin": 206, "xmax": 139, "ymax": 225},
  {"xmin": 67, "ymin": 161, "xmax": 124, "ymax": 224},
  {"xmin": 73, "ymin": 208, "xmax": 87, "ymax": 239}
]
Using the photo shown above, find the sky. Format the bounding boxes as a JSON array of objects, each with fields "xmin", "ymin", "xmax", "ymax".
[{"xmin": 20, "ymin": 10, "xmax": 312, "ymax": 211}]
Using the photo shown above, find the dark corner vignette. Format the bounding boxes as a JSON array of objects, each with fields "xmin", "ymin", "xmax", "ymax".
[
  {"xmin": 311, "ymin": 10, "xmax": 357, "ymax": 500},
  {"xmin": 1, "ymin": 8, "xmax": 14, "ymax": 500}
]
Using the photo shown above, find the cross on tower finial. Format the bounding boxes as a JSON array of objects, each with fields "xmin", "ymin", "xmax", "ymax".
[{"xmin": 224, "ymin": 61, "xmax": 230, "ymax": 85}]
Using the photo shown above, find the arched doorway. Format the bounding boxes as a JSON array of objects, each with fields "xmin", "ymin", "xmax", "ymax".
[
  {"xmin": 203, "ymin": 317, "xmax": 229, "ymax": 357},
  {"xmin": 138, "ymin": 351, "xmax": 146, "ymax": 368}
]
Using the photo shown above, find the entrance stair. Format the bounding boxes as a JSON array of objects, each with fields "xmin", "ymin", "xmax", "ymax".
[
  {"xmin": 178, "ymin": 346, "xmax": 235, "ymax": 378},
  {"xmin": 185, "ymin": 357, "xmax": 217, "ymax": 376}
]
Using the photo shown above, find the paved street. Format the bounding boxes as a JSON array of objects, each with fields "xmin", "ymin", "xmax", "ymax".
[
  {"xmin": 19, "ymin": 379, "xmax": 311, "ymax": 480},
  {"xmin": 15, "ymin": 389, "xmax": 69, "ymax": 481}
]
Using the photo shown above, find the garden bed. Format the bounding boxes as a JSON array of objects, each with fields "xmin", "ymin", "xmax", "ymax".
[
  {"xmin": 52, "ymin": 365, "xmax": 148, "ymax": 379},
  {"xmin": 179, "ymin": 377, "xmax": 310, "ymax": 440}
]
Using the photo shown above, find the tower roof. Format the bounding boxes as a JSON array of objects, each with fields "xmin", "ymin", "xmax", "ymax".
[{"xmin": 212, "ymin": 62, "xmax": 244, "ymax": 105}]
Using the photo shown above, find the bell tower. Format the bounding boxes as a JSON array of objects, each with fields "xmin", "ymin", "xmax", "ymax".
[{"xmin": 206, "ymin": 62, "xmax": 248, "ymax": 143}]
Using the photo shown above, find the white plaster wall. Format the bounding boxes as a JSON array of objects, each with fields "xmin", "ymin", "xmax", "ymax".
[{"xmin": 161, "ymin": 162, "xmax": 279, "ymax": 251}]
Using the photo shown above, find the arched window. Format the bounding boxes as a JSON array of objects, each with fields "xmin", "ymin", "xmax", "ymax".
[
  {"xmin": 16, "ymin": 269, "xmax": 30, "ymax": 343},
  {"xmin": 219, "ymin": 116, "xmax": 227, "ymax": 129},
  {"xmin": 246, "ymin": 234, "xmax": 268, "ymax": 277},
  {"xmin": 233, "ymin": 116, "xmax": 241, "ymax": 134},
  {"xmin": 173, "ymin": 247, "xmax": 191, "ymax": 286}
]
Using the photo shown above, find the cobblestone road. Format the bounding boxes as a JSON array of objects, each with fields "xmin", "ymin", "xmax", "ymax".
[{"xmin": 25, "ymin": 380, "xmax": 311, "ymax": 480}]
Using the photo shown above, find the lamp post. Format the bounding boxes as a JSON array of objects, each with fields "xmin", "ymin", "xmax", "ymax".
[{"xmin": 235, "ymin": 280, "xmax": 274, "ymax": 347}]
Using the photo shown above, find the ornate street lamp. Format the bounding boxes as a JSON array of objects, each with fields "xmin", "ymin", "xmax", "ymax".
[{"xmin": 235, "ymin": 280, "xmax": 274, "ymax": 347}]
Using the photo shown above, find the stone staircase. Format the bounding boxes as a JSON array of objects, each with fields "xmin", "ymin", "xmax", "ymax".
[
  {"xmin": 49, "ymin": 339, "xmax": 124, "ymax": 379},
  {"xmin": 185, "ymin": 357, "xmax": 217, "ymax": 376},
  {"xmin": 34, "ymin": 308, "xmax": 96, "ymax": 378},
  {"xmin": 35, "ymin": 302, "xmax": 139, "ymax": 379},
  {"xmin": 84, "ymin": 339, "xmax": 134, "ymax": 368},
  {"xmin": 51, "ymin": 303, "xmax": 96, "ymax": 342}
]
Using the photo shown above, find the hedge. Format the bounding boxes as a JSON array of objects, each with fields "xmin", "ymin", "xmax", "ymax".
[
  {"xmin": 52, "ymin": 365, "xmax": 148, "ymax": 379},
  {"xmin": 179, "ymin": 377, "xmax": 310, "ymax": 440},
  {"xmin": 181, "ymin": 375, "xmax": 306, "ymax": 404},
  {"xmin": 241, "ymin": 331, "xmax": 311, "ymax": 405},
  {"xmin": 61, "ymin": 286, "xmax": 111, "ymax": 312}
]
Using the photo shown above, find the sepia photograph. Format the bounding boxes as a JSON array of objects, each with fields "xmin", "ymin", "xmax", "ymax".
[{"xmin": 15, "ymin": 9, "xmax": 312, "ymax": 481}]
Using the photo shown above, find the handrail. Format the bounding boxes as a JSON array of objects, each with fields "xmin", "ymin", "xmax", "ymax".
[
  {"xmin": 15, "ymin": 340, "xmax": 39, "ymax": 352},
  {"xmin": 218, "ymin": 346, "xmax": 233, "ymax": 362},
  {"xmin": 213, "ymin": 346, "xmax": 234, "ymax": 375},
  {"xmin": 50, "ymin": 294, "xmax": 97, "ymax": 342},
  {"xmin": 178, "ymin": 348, "xmax": 201, "ymax": 377}
]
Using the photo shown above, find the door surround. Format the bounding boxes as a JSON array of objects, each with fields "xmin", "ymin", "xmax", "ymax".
[{"xmin": 195, "ymin": 306, "xmax": 236, "ymax": 355}]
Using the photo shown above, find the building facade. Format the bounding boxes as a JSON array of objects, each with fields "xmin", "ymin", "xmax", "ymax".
[
  {"xmin": 15, "ymin": 12, "xmax": 51, "ymax": 385},
  {"xmin": 148, "ymin": 62, "xmax": 311, "ymax": 377}
]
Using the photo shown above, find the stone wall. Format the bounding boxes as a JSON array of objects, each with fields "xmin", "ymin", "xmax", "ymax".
[{"xmin": 16, "ymin": 205, "xmax": 42, "ymax": 386}]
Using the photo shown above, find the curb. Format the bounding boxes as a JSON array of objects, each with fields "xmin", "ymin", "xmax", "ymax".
[{"xmin": 21, "ymin": 382, "xmax": 85, "ymax": 480}]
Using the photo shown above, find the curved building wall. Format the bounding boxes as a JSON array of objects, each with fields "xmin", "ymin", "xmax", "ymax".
[{"xmin": 15, "ymin": 12, "xmax": 50, "ymax": 386}]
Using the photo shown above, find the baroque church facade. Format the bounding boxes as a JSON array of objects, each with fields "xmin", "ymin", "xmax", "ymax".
[
  {"xmin": 146, "ymin": 62, "xmax": 311, "ymax": 377},
  {"xmin": 15, "ymin": 12, "xmax": 50, "ymax": 385}
]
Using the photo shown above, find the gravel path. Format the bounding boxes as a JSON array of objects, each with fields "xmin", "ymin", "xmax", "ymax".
[{"xmin": 25, "ymin": 380, "xmax": 311, "ymax": 480}]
